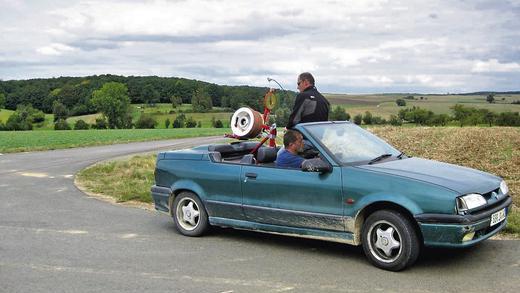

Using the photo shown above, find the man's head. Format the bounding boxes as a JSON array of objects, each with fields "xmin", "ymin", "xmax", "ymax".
[
  {"xmin": 297, "ymin": 72, "xmax": 315, "ymax": 93},
  {"xmin": 283, "ymin": 129, "xmax": 304, "ymax": 153}
]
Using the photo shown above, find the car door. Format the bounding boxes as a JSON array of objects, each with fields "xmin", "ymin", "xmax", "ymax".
[
  {"xmin": 240, "ymin": 165, "xmax": 344, "ymax": 231},
  {"xmin": 200, "ymin": 157, "xmax": 245, "ymax": 220}
]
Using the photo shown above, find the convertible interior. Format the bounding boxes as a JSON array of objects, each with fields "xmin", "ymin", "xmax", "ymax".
[{"xmin": 207, "ymin": 140, "xmax": 320, "ymax": 167}]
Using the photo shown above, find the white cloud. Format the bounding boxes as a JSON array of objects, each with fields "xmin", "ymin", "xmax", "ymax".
[
  {"xmin": 37, "ymin": 43, "xmax": 77, "ymax": 56},
  {"xmin": 0, "ymin": 0, "xmax": 519, "ymax": 93},
  {"xmin": 472, "ymin": 59, "xmax": 520, "ymax": 73}
]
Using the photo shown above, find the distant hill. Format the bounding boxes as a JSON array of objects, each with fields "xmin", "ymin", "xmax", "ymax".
[
  {"xmin": 0, "ymin": 75, "xmax": 296, "ymax": 115},
  {"xmin": 458, "ymin": 91, "xmax": 520, "ymax": 95}
]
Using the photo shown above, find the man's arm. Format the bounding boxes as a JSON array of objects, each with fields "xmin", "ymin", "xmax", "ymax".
[{"xmin": 286, "ymin": 94, "xmax": 306, "ymax": 129}]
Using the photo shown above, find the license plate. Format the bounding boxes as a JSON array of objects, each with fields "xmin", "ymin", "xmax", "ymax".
[{"xmin": 490, "ymin": 208, "xmax": 506, "ymax": 226}]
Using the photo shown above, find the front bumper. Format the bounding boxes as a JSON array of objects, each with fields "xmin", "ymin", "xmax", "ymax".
[{"xmin": 414, "ymin": 196, "xmax": 512, "ymax": 247}]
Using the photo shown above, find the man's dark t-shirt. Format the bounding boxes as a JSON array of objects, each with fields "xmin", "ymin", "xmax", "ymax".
[
  {"xmin": 287, "ymin": 86, "xmax": 330, "ymax": 129},
  {"xmin": 276, "ymin": 149, "xmax": 304, "ymax": 169}
]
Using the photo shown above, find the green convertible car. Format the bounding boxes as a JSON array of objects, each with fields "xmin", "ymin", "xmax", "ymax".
[{"xmin": 151, "ymin": 121, "xmax": 512, "ymax": 271}]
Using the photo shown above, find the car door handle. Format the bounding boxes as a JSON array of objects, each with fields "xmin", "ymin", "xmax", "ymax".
[{"xmin": 245, "ymin": 172, "xmax": 257, "ymax": 179}]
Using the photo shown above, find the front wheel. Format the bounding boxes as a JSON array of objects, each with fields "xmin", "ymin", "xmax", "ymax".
[
  {"xmin": 361, "ymin": 210, "xmax": 420, "ymax": 271},
  {"xmin": 172, "ymin": 191, "xmax": 209, "ymax": 237}
]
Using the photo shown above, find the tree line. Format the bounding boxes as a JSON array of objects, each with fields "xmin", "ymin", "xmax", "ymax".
[
  {"xmin": 323, "ymin": 104, "xmax": 520, "ymax": 127},
  {"xmin": 0, "ymin": 74, "xmax": 293, "ymax": 115}
]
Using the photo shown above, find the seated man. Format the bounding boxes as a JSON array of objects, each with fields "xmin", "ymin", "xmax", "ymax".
[{"xmin": 276, "ymin": 130, "xmax": 305, "ymax": 169}]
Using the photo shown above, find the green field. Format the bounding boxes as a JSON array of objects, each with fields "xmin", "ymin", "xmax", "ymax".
[
  {"xmin": 325, "ymin": 93, "xmax": 520, "ymax": 118},
  {"xmin": 2, "ymin": 103, "xmax": 232, "ymax": 130},
  {"xmin": 132, "ymin": 103, "xmax": 233, "ymax": 128},
  {"xmin": 0, "ymin": 128, "xmax": 228, "ymax": 153},
  {"xmin": 0, "ymin": 109, "xmax": 14, "ymax": 123}
]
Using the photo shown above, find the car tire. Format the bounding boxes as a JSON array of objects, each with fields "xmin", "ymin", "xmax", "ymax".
[
  {"xmin": 172, "ymin": 191, "xmax": 209, "ymax": 237},
  {"xmin": 361, "ymin": 210, "xmax": 420, "ymax": 271}
]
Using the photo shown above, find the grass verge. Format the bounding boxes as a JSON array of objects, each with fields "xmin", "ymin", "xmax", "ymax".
[
  {"xmin": 76, "ymin": 126, "xmax": 519, "ymax": 237},
  {"xmin": 0, "ymin": 128, "xmax": 228, "ymax": 153},
  {"xmin": 77, "ymin": 155, "xmax": 157, "ymax": 203}
]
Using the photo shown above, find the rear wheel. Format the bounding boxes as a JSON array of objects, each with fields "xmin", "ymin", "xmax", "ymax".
[
  {"xmin": 172, "ymin": 191, "xmax": 209, "ymax": 236},
  {"xmin": 361, "ymin": 210, "xmax": 420, "ymax": 271}
]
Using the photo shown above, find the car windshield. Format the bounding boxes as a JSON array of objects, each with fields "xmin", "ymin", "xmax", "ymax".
[{"xmin": 303, "ymin": 123, "xmax": 401, "ymax": 164}]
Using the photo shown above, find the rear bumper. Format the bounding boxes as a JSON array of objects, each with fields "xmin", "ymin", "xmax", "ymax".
[
  {"xmin": 415, "ymin": 196, "xmax": 512, "ymax": 247},
  {"xmin": 151, "ymin": 185, "xmax": 172, "ymax": 214}
]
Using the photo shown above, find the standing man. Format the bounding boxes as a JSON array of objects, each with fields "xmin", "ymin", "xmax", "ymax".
[{"xmin": 286, "ymin": 72, "xmax": 330, "ymax": 129}]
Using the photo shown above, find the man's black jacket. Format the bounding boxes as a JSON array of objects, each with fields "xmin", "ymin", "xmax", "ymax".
[{"xmin": 286, "ymin": 86, "xmax": 330, "ymax": 129}]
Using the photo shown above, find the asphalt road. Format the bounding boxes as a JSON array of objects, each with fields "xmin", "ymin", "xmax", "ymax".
[{"xmin": 1, "ymin": 137, "xmax": 519, "ymax": 293}]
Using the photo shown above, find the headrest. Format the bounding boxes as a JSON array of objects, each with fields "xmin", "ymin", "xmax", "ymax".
[
  {"xmin": 257, "ymin": 147, "xmax": 278, "ymax": 163},
  {"xmin": 209, "ymin": 151, "xmax": 222, "ymax": 162},
  {"xmin": 239, "ymin": 154, "xmax": 256, "ymax": 165}
]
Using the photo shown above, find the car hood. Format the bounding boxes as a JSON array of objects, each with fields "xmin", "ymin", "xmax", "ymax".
[{"xmin": 357, "ymin": 157, "xmax": 501, "ymax": 194}]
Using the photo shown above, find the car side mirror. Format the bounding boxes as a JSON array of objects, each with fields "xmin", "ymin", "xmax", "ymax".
[{"xmin": 301, "ymin": 158, "xmax": 332, "ymax": 173}]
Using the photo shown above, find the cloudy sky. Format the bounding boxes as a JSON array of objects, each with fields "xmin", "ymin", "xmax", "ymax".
[{"xmin": 1, "ymin": 0, "xmax": 519, "ymax": 93}]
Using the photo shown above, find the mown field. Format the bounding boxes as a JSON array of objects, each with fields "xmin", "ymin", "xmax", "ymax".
[
  {"xmin": 76, "ymin": 126, "xmax": 519, "ymax": 236},
  {"xmin": 325, "ymin": 93, "xmax": 520, "ymax": 119},
  {"xmin": 0, "ymin": 128, "xmax": 228, "ymax": 153}
]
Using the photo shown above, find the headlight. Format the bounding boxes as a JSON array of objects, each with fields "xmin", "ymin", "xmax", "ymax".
[
  {"xmin": 457, "ymin": 193, "xmax": 487, "ymax": 212},
  {"xmin": 500, "ymin": 180, "xmax": 509, "ymax": 195}
]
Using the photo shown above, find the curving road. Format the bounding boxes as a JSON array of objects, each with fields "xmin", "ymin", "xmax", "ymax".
[{"xmin": 1, "ymin": 137, "xmax": 519, "ymax": 293}]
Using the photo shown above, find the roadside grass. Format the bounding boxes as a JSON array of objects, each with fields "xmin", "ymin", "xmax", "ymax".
[
  {"xmin": 0, "ymin": 128, "xmax": 228, "ymax": 153},
  {"xmin": 77, "ymin": 155, "xmax": 157, "ymax": 203},
  {"xmin": 76, "ymin": 126, "xmax": 519, "ymax": 236}
]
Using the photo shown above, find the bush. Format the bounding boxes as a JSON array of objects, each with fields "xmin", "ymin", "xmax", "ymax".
[
  {"xmin": 372, "ymin": 116, "xmax": 386, "ymax": 125},
  {"xmin": 5, "ymin": 112, "xmax": 32, "ymax": 131},
  {"xmin": 395, "ymin": 99, "xmax": 406, "ymax": 107},
  {"xmin": 274, "ymin": 107, "xmax": 290, "ymax": 127},
  {"xmin": 164, "ymin": 118, "xmax": 170, "ymax": 129},
  {"xmin": 92, "ymin": 117, "xmax": 108, "ymax": 129},
  {"xmin": 54, "ymin": 119, "xmax": 71, "ymax": 130},
  {"xmin": 496, "ymin": 112, "xmax": 520, "ymax": 126},
  {"xmin": 185, "ymin": 116, "xmax": 197, "ymax": 128},
  {"xmin": 135, "ymin": 115, "xmax": 158, "ymax": 129},
  {"xmin": 329, "ymin": 106, "xmax": 350, "ymax": 121},
  {"xmin": 389, "ymin": 115, "xmax": 402, "ymax": 126},
  {"xmin": 353, "ymin": 114, "xmax": 362, "ymax": 125},
  {"xmin": 53, "ymin": 101, "xmax": 69, "ymax": 122},
  {"xmin": 173, "ymin": 113, "xmax": 186, "ymax": 128},
  {"xmin": 213, "ymin": 119, "xmax": 223, "ymax": 128},
  {"xmin": 426, "ymin": 114, "xmax": 450, "ymax": 126},
  {"xmin": 70, "ymin": 104, "xmax": 89, "ymax": 116},
  {"xmin": 400, "ymin": 106, "xmax": 435, "ymax": 125},
  {"xmin": 362, "ymin": 111, "xmax": 373, "ymax": 125},
  {"xmin": 74, "ymin": 119, "xmax": 90, "ymax": 130},
  {"xmin": 172, "ymin": 118, "xmax": 183, "ymax": 128},
  {"xmin": 30, "ymin": 111, "xmax": 45, "ymax": 123}
]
